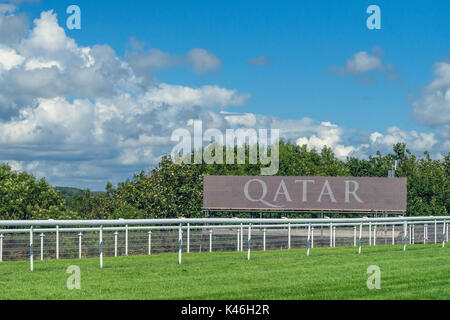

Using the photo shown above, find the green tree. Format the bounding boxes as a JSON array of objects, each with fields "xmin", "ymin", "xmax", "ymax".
[{"xmin": 0, "ymin": 164, "xmax": 78, "ymax": 220}]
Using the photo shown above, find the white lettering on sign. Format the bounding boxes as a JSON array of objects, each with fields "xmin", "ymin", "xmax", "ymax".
[
  {"xmin": 345, "ymin": 180, "xmax": 363, "ymax": 203},
  {"xmin": 272, "ymin": 179, "xmax": 292, "ymax": 202},
  {"xmin": 243, "ymin": 178, "xmax": 364, "ymax": 207},
  {"xmin": 243, "ymin": 179, "xmax": 283, "ymax": 208},
  {"xmin": 317, "ymin": 180, "xmax": 336, "ymax": 203},
  {"xmin": 295, "ymin": 180, "xmax": 315, "ymax": 202}
]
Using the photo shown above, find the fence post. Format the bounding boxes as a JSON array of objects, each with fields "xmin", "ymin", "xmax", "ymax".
[
  {"xmin": 353, "ymin": 226, "xmax": 357, "ymax": 247},
  {"xmin": 187, "ymin": 223, "xmax": 190, "ymax": 254},
  {"xmin": 30, "ymin": 226, "xmax": 34, "ymax": 272},
  {"xmin": 358, "ymin": 223, "xmax": 362, "ymax": 254},
  {"xmin": 114, "ymin": 231, "xmax": 118, "ymax": 257},
  {"xmin": 333, "ymin": 226, "xmax": 336, "ymax": 247},
  {"xmin": 78, "ymin": 232, "xmax": 82, "ymax": 259},
  {"xmin": 374, "ymin": 225, "xmax": 377, "ymax": 246},
  {"xmin": 148, "ymin": 231, "xmax": 152, "ymax": 255},
  {"xmin": 209, "ymin": 229, "xmax": 213, "ymax": 253},
  {"xmin": 311, "ymin": 226, "xmax": 314, "ymax": 249},
  {"xmin": 329, "ymin": 223, "xmax": 333, "ymax": 247},
  {"xmin": 434, "ymin": 219, "xmax": 437, "ymax": 244},
  {"xmin": 0, "ymin": 233, "xmax": 3, "ymax": 262},
  {"xmin": 56, "ymin": 225, "xmax": 59, "ymax": 260},
  {"xmin": 409, "ymin": 224, "xmax": 412, "ymax": 244},
  {"xmin": 263, "ymin": 228, "xmax": 266, "ymax": 251},
  {"xmin": 447, "ymin": 222, "xmax": 448, "ymax": 242},
  {"xmin": 178, "ymin": 224, "xmax": 182, "ymax": 265},
  {"xmin": 288, "ymin": 223, "xmax": 291, "ymax": 249},
  {"xmin": 442, "ymin": 221, "xmax": 446, "ymax": 248},
  {"xmin": 40, "ymin": 233, "xmax": 44, "ymax": 261},
  {"xmin": 240, "ymin": 223, "xmax": 243, "ymax": 252},
  {"xmin": 403, "ymin": 221, "xmax": 407, "ymax": 251},
  {"xmin": 369, "ymin": 222, "xmax": 372, "ymax": 246},
  {"xmin": 412, "ymin": 225, "xmax": 415, "ymax": 244},
  {"xmin": 99, "ymin": 225, "xmax": 103, "ymax": 269},
  {"xmin": 125, "ymin": 224, "xmax": 129, "ymax": 256},
  {"xmin": 247, "ymin": 224, "xmax": 252, "ymax": 261},
  {"xmin": 392, "ymin": 225, "xmax": 395, "ymax": 245},
  {"xmin": 424, "ymin": 224, "xmax": 427, "ymax": 244},
  {"xmin": 237, "ymin": 228, "xmax": 240, "ymax": 252},
  {"xmin": 307, "ymin": 224, "xmax": 311, "ymax": 257}
]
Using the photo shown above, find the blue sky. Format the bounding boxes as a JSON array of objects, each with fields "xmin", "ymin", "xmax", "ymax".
[{"xmin": 1, "ymin": 0, "xmax": 449, "ymax": 189}]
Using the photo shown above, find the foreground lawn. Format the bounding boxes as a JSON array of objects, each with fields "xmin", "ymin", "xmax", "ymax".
[{"xmin": 0, "ymin": 244, "xmax": 449, "ymax": 300}]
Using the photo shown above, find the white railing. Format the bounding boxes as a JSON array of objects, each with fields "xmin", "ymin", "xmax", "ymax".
[{"xmin": 0, "ymin": 216, "xmax": 448, "ymax": 271}]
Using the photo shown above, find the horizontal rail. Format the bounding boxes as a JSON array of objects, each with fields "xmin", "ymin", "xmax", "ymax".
[
  {"xmin": 0, "ymin": 220, "xmax": 443, "ymax": 235},
  {"xmin": 0, "ymin": 216, "xmax": 449, "ymax": 227}
]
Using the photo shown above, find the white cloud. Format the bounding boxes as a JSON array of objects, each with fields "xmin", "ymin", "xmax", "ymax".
[
  {"xmin": 344, "ymin": 51, "xmax": 381, "ymax": 74},
  {"xmin": 142, "ymin": 84, "xmax": 250, "ymax": 108},
  {"xmin": 412, "ymin": 62, "xmax": 450, "ymax": 127},
  {"xmin": 223, "ymin": 112, "xmax": 257, "ymax": 127},
  {"xmin": 296, "ymin": 121, "xmax": 357, "ymax": 159},
  {"xmin": 187, "ymin": 48, "xmax": 221, "ymax": 74},
  {"xmin": 0, "ymin": 9, "xmax": 250, "ymax": 187},
  {"xmin": 26, "ymin": 10, "xmax": 76, "ymax": 52},
  {"xmin": 4, "ymin": 159, "xmax": 39, "ymax": 172},
  {"xmin": 0, "ymin": 47, "xmax": 24, "ymax": 70},
  {"xmin": 25, "ymin": 58, "xmax": 62, "ymax": 70},
  {"xmin": 370, "ymin": 132, "xmax": 383, "ymax": 143},
  {"xmin": 369, "ymin": 127, "xmax": 437, "ymax": 152},
  {"xmin": 328, "ymin": 48, "xmax": 399, "ymax": 84},
  {"xmin": 0, "ymin": 97, "xmax": 95, "ymax": 145},
  {"xmin": 295, "ymin": 124, "xmax": 444, "ymax": 160}
]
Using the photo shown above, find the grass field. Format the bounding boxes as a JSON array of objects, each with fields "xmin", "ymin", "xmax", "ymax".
[{"xmin": 0, "ymin": 244, "xmax": 449, "ymax": 300}]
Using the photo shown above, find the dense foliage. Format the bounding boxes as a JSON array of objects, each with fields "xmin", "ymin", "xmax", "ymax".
[
  {"xmin": 0, "ymin": 142, "xmax": 448, "ymax": 219},
  {"xmin": 0, "ymin": 164, "xmax": 79, "ymax": 219}
]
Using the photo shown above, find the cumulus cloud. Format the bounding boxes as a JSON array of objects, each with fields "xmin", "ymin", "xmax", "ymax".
[
  {"xmin": 296, "ymin": 121, "xmax": 358, "ymax": 159},
  {"xmin": 343, "ymin": 51, "xmax": 382, "ymax": 74},
  {"xmin": 187, "ymin": 48, "xmax": 221, "ymax": 74},
  {"xmin": 369, "ymin": 127, "xmax": 437, "ymax": 152},
  {"xmin": 294, "ymin": 123, "xmax": 447, "ymax": 161},
  {"xmin": 328, "ymin": 48, "xmax": 400, "ymax": 84},
  {"xmin": 412, "ymin": 62, "xmax": 450, "ymax": 127},
  {"xmin": 26, "ymin": 10, "xmax": 76, "ymax": 52},
  {"xmin": 0, "ymin": 9, "xmax": 250, "ymax": 187},
  {"xmin": 0, "ymin": 47, "xmax": 24, "ymax": 70},
  {"xmin": 329, "ymin": 50, "xmax": 381, "ymax": 76},
  {"xmin": 143, "ymin": 84, "xmax": 250, "ymax": 108},
  {"xmin": 222, "ymin": 112, "xmax": 257, "ymax": 127}
]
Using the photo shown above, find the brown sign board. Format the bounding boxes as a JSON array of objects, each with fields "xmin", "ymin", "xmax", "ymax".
[{"xmin": 203, "ymin": 176, "xmax": 407, "ymax": 212}]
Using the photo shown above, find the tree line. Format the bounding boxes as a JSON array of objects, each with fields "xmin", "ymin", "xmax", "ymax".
[{"xmin": 0, "ymin": 142, "xmax": 448, "ymax": 220}]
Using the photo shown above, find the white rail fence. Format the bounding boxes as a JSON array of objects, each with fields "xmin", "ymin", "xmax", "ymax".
[{"xmin": 0, "ymin": 217, "xmax": 448, "ymax": 271}]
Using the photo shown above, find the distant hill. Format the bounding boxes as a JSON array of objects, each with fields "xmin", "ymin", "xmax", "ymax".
[
  {"xmin": 55, "ymin": 186, "xmax": 84, "ymax": 197},
  {"xmin": 55, "ymin": 186, "xmax": 103, "ymax": 197}
]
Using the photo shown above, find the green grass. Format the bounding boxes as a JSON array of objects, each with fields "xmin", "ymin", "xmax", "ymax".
[{"xmin": 0, "ymin": 244, "xmax": 449, "ymax": 300}]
